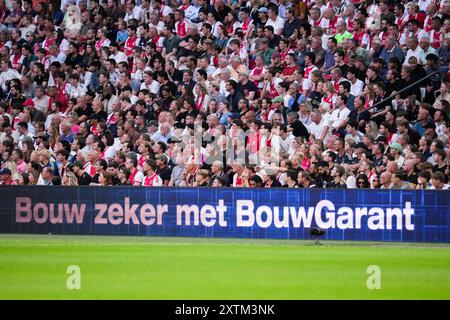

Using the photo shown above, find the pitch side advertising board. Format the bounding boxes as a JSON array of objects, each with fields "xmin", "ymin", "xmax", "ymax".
[{"xmin": 0, "ymin": 187, "xmax": 449, "ymax": 242}]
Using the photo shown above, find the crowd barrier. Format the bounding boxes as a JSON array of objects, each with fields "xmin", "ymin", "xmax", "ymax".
[{"xmin": 0, "ymin": 186, "xmax": 449, "ymax": 243}]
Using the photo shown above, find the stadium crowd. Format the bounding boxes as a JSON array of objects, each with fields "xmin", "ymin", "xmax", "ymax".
[{"xmin": 0, "ymin": 0, "xmax": 449, "ymax": 189}]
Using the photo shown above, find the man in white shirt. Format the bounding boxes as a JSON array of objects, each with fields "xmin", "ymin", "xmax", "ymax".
[
  {"xmin": 48, "ymin": 44, "xmax": 66, "ymax": 65},
  {"xmin": 418, "ymin": 36, "xmax": 438, "ymax": 62},
  {"xmin": 330, "ymin": 95, "xmax": 351, "ymax": 131},
  {"xmin": 265, "ymin": 6, "xmax": 285, "ymax": 35},
  {"xmin": 124, "ymin": 0, "xmax": 143, "ymax": 23},
  {"xmin": 184, "ymin": 0, "xmax": 202, "ymax": 23},
  {"xmin": 140, "ymin": 70, "xmax": 160, "ymax": 95},
  {"xmin": 308, "ymin": 108, "xmax": 332, "ymax": 144},
  {"xmin": 346, "ymin": 67, "xmax": 364, "ymax": 97},
  {"xmin": 151, "ymin": 122, "xmax": 172, "ymax": 145},
  {"xmin": 0, "ymin": 60, "xmax": 20, "ymax": 94},
  {"xmin": 150, "ymin": 0, "xmax": 173, "ymax": 19},
  {"xmin": 32, "ymin": 86, "xmax": 50, "ymax": 114},
  {"xmin": 404, "ymin": 36, "xmax": 425, "ymax": 65},
  {"xmin": 67, "ymin": 73, "xmax": 87, "ymax": 99},
  {"xmin": 108, "ymin": 42, "xmax": 127, "ymax": 64}
]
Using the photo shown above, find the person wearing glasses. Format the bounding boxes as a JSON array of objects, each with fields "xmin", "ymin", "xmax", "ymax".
[{"xmin": 356, "ymin": 174, "xmax": 370, "ymax": 189}]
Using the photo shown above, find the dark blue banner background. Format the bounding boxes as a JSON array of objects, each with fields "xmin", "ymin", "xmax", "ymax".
[{"xmin": 0, "ymin": 187, "xmax": 449, "ymax": 243}]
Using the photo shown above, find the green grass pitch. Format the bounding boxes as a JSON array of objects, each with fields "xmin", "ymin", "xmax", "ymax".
[{"xmin": 0, "ymin": 234, "xmax": 449, "ymax": 299}]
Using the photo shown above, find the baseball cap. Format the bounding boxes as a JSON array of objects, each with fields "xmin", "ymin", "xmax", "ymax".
[
  {"xmin": 258, "ymin": 7, "xmax": 268, "ymax": 13},
  {"xmin": 271, "ymin": 96, "xmax": 284, "ymax": 103},
  {"xmin": 389, "ymin": 143, "xmax": 403, "ymax": 153},
  {"xmin": 22, "ymin": 99, "xmax": 34, "ymax": 107},
  {"xmin": 272, "ymin": 52, "xmax": 281, "ymax": 58},
  {"xmin": 0, "ymin": 168, "xmax": 12, "ymax": 175}
]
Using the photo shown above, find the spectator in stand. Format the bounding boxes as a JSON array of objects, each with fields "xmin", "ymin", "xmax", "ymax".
[{"xmin": 0, "ymin": 0, "xmax": 447, "ymax": 189}]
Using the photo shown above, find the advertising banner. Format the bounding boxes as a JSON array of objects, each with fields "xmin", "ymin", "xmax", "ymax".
[{"xmin": 0, "ymin": 187, "xmax": 449, "ymax": 243}]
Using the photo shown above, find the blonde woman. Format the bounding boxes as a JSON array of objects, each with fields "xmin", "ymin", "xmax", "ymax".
[
  {"xmin": 28, "ymin": 169, "xmax": 40, "ymax": 185},
  {"xmin": 48, "ymin": 122, "xmax": 61, "ymax": 151},
  {"xmin": 320, "ymin": 82, "xmax": 336, "ymax": 110},
  {"xmin": 99, "ymin": 171, "xmax": 113, "ymax": 186},
  {"xmin": 298, "ymin": 102, "xmax": 312, "ymax": 126},
  {"xmin": 363, "ymin": 83, "xmax": 375, "ymax": 109},
  {"xmin": 62, "ymin": 171, "xmax": 78, "ymax": 186},
  {"xmin": 193, "ymin": 83, "xmax": 211, "ymax": 112},
  {"xmin": 62, "ymin": 5, "xmax": 82, "ymax": 40},
  {"xmin": 364, "ymin": 121, "xmax": 379, "ymax": 141},
  {"xmin": 193, "ymin": 169, "xmax": 210, "ymax": 187},
  {"xmin": 433, "ymin": 82, "xmax": 450, "ymax": 109}
]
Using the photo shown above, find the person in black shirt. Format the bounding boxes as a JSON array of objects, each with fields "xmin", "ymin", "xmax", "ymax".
[
  {"xmin": 327, "ymin": 165, "xmax": 347, "ymax": 188},
  {"xmin": 226, "ymin": 80, "xmax": 244, "ymax": 113},
  {"xmin": 287, "ymin": 111, "xmax": 309, "ymax": 139},
  {"xmin": 165, "ymin": 60, "xmax": 183, "ymax": 83},
  {"xmin": 65, "ymin": 43, "xmax": 84, "ymax": 70},
  {"xmin": 238, "ymin": 71, "xmax": 258, "ymax": 101},
  {"xmin": 71, "ymin": 161, "xmax": 92, "ymax": 186},
  {"xmin": 371, "ymin": 142, "xmax": 385, "ymax": 169},
  {"xmin": 9, "ymin": 85, "xmax": 26, "ymax": 110},
  {"xmin": 385, "ymin": 69, "xmax": 402, "ymax": 97},
  {"xmin": 264, "ymin": 25, "xmax": 281, "ymax": 49},
  {"xmin": 284, "ymin": 169, "xmax": 299, "ymax": 188},
  {"xmin": 155, "ymin": 154, "xmax": 172, "ymax": 186},
  {"xmin": 432, "ymin": 150, "xmax": 448, "ymax": 173},
  {"xmin": 75, "ymin": 96, "xmax": 94, "ymax": 123},
  {"xmin": 90, "ymin": 99, "xmax": 107, "ymax": 123},
  {"xmin": 334, "ymin": 138, "xmax": 351, "ymax": 164},
  {"xmin": 211, "ymin": 0, "xmax": 231, "ymax": 23},
  {"xmin": 263, "ymin": 174, "xmax": 282, "ymax": 188},
  {"xmin": 283, "ymin": 7, "xmax": 302, "ymax": 38},
  {"xmin": 317, "ymin": 160, "xmax": 332, "ymax": 188},
  {"xmin": 403, "ymin": 159, "xmax": 418, "ymax": 185},
  {"xmin": 348, "ymin": 96, "xmax": 370, "ymax": 131},
  {"xmin": 157, "ymin": 71, "xmax": 178, "ymax": 97}
]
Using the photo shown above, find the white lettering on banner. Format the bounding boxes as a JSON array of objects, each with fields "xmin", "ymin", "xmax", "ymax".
[
  {"xmin": 15, "ymin": 197, "xmax": 415, "ymax": 231},
  {"xmin": 176, "ymin": 200, "xmax": 228, "ymax": 227},
  {"xmin": 236, "ymin": 200, "xmax": 415, "ymax": 231}
]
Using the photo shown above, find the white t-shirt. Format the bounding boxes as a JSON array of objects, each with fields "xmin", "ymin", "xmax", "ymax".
[
  {"xmin": 32, "ymin": 95, "xmax": 50, "ymax": 113},
  {"xmin": 265, "ymin": 16, "xmax": 285, "ymax": 35},
  {"xmin": 109, "ymin": 52, "xmax": 128, "ymax": 64},
  {"xmin": 330, "ymin": 107, "xmax": 351, "ymax": 129},
  {"xmin": 350, "ymin": 79, "xmax": 364, "ymax": 97},
  {"xmin": 140, "ymin": 80, "xmax": 161, "ymax": 95}
]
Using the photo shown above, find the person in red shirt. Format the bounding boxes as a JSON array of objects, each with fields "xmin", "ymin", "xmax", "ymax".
[
  {"xmin": 0, "ymin": 168, "xmax": 17, "ymax": 185},
  {"xmin": 142, "ymin": 159, "xmax": 163, "ymax": 186},
  {"xmin": 280, "ymin": 53, "xmax": 298, "ymax": 83},
  {"xmin": 124, "ymin": 25, "xmax": 139, "ymax": 56}
]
